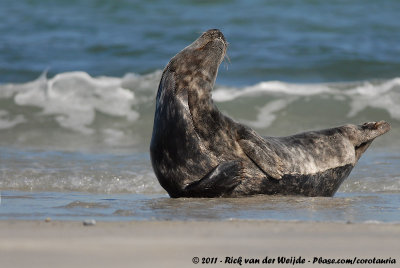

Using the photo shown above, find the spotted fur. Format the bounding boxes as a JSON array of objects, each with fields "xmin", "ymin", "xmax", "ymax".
[{"xmin": 150, "ymin": 29, "xmax": 391, "ymax": 198}]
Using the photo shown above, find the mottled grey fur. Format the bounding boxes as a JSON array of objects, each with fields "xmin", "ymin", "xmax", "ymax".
[{"xmin": 150, "ymin": 29, "xmax": 391, "ymax": 198}]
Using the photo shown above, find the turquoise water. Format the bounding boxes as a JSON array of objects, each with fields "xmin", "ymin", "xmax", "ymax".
[
  {"xmin": 1, "ymin": 0, "xmax": 400, "ymax": 84},
  {"xmin": 1, "ymin": 0, "xmax": 400, "ymax": 222}
]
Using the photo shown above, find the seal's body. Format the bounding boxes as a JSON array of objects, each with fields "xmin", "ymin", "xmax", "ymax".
[{"xmin": 150, "ymin": 29, "xmax": 390, "ymax": 198}]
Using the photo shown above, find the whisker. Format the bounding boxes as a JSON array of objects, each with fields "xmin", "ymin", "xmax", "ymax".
[{"xmin": 223, "ymin": 52, "xmax": 231, "ymax": 70}]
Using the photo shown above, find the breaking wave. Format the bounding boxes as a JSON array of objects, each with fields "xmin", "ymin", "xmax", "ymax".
[{"xmin": 0, "ymin": 71, "xmax": 399, "ymax": 151}]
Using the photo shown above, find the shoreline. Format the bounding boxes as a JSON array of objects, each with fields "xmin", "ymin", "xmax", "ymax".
[{"xmin": 1, "ymin": 220, "xmax": 399, "ymax": 268}]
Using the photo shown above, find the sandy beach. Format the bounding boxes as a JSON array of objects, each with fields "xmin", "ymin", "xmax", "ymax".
[{"xmin": 1, "ymin": 220, "xmax": 399, "ymax": 268}]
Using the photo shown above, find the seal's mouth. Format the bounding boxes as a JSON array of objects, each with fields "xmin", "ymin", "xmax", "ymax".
[{"xmin": 197, "ymin": 37, "xmax": 227, "ymax": 54}]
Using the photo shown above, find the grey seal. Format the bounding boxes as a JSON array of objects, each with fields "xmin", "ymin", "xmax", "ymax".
[{"xmin": 150, "ymin": 29, "xmax": 391, "ymax": 198}]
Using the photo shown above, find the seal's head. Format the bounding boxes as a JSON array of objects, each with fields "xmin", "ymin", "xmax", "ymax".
[
  {"xmin": 187, "ymin": 29, "xmax": 227, "ymax": 58},
  {"xmin": 167, "ymin": 29, "xmax": 228, "ymax": 87}
]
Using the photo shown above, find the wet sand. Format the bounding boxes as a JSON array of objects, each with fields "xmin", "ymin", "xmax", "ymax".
[{"xmin": 1, "ymin": 220, "xmax": 399, "ymax": 268}]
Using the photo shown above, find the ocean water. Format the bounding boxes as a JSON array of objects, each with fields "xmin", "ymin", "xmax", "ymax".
[{"xmin": 1, "ymin": 0, "xmax": 400, "ymax": 222}]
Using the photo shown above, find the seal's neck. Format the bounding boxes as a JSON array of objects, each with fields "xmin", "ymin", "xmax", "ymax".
[
  {"xmin": 187, "ymin": 68, "xmax": 230, "ymax": 143},
  {"xmin": 187, "ymin": 68, "xmax": 217, "ymax": 114}
]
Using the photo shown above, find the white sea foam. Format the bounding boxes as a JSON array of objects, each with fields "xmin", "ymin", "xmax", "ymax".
[
  {"xmin": 121, "ymin": 70, "xmax": 162, "ymax": 93},
  {"xmin": 213, "ymin": 81, "xmax": 334, "ymax": 102},
  {"xmin": 11, "ymin": 72, "xmax": 138, "ymax": 134},
  {"xmin": 213, "ymin": 77, "xmax": 400, "ymax": 129},
  {"xmin": 241, "ymin": 98, "xmax": 296, "ymax": 129},
  {"xmin": 347, "ymin": 78, "xmax": 400, "ymax": 119},
  {"xmin": 0, "ymin": 72, "xmax": 399, "ymax": 150}
]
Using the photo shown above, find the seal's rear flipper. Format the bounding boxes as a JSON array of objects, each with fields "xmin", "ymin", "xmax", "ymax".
[{"xmin": 183, "ymin": 161, "xmax": 242, "ymax": 197}]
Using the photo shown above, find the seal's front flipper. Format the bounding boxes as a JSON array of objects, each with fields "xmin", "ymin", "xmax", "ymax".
[
  {"xmin": 183, "ymin": 161, "xmax": 242, "ymax": 197},
  {"xmin": 237, "ymin": 127, "xmax": 285, "ymax": 180},
  {"xmin": 238, "ymin": 139, "xmax": 285, "ymax": 180}
]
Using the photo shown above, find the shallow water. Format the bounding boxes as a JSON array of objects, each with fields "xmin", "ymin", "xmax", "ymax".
[
  {"xmin": 1, "ymin": 148, "xmax": 399, "ymax": 222},
  {"xmin": 1, "ymin": 148, "xmax": 399, "ymax": 195},
  {"xmin": 1, "ymin": 191, "xmax": 399, "ymax": 223},
  {"xmin": 1, "ymin": 0, "xmax": 400, "ymax": 222}
]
